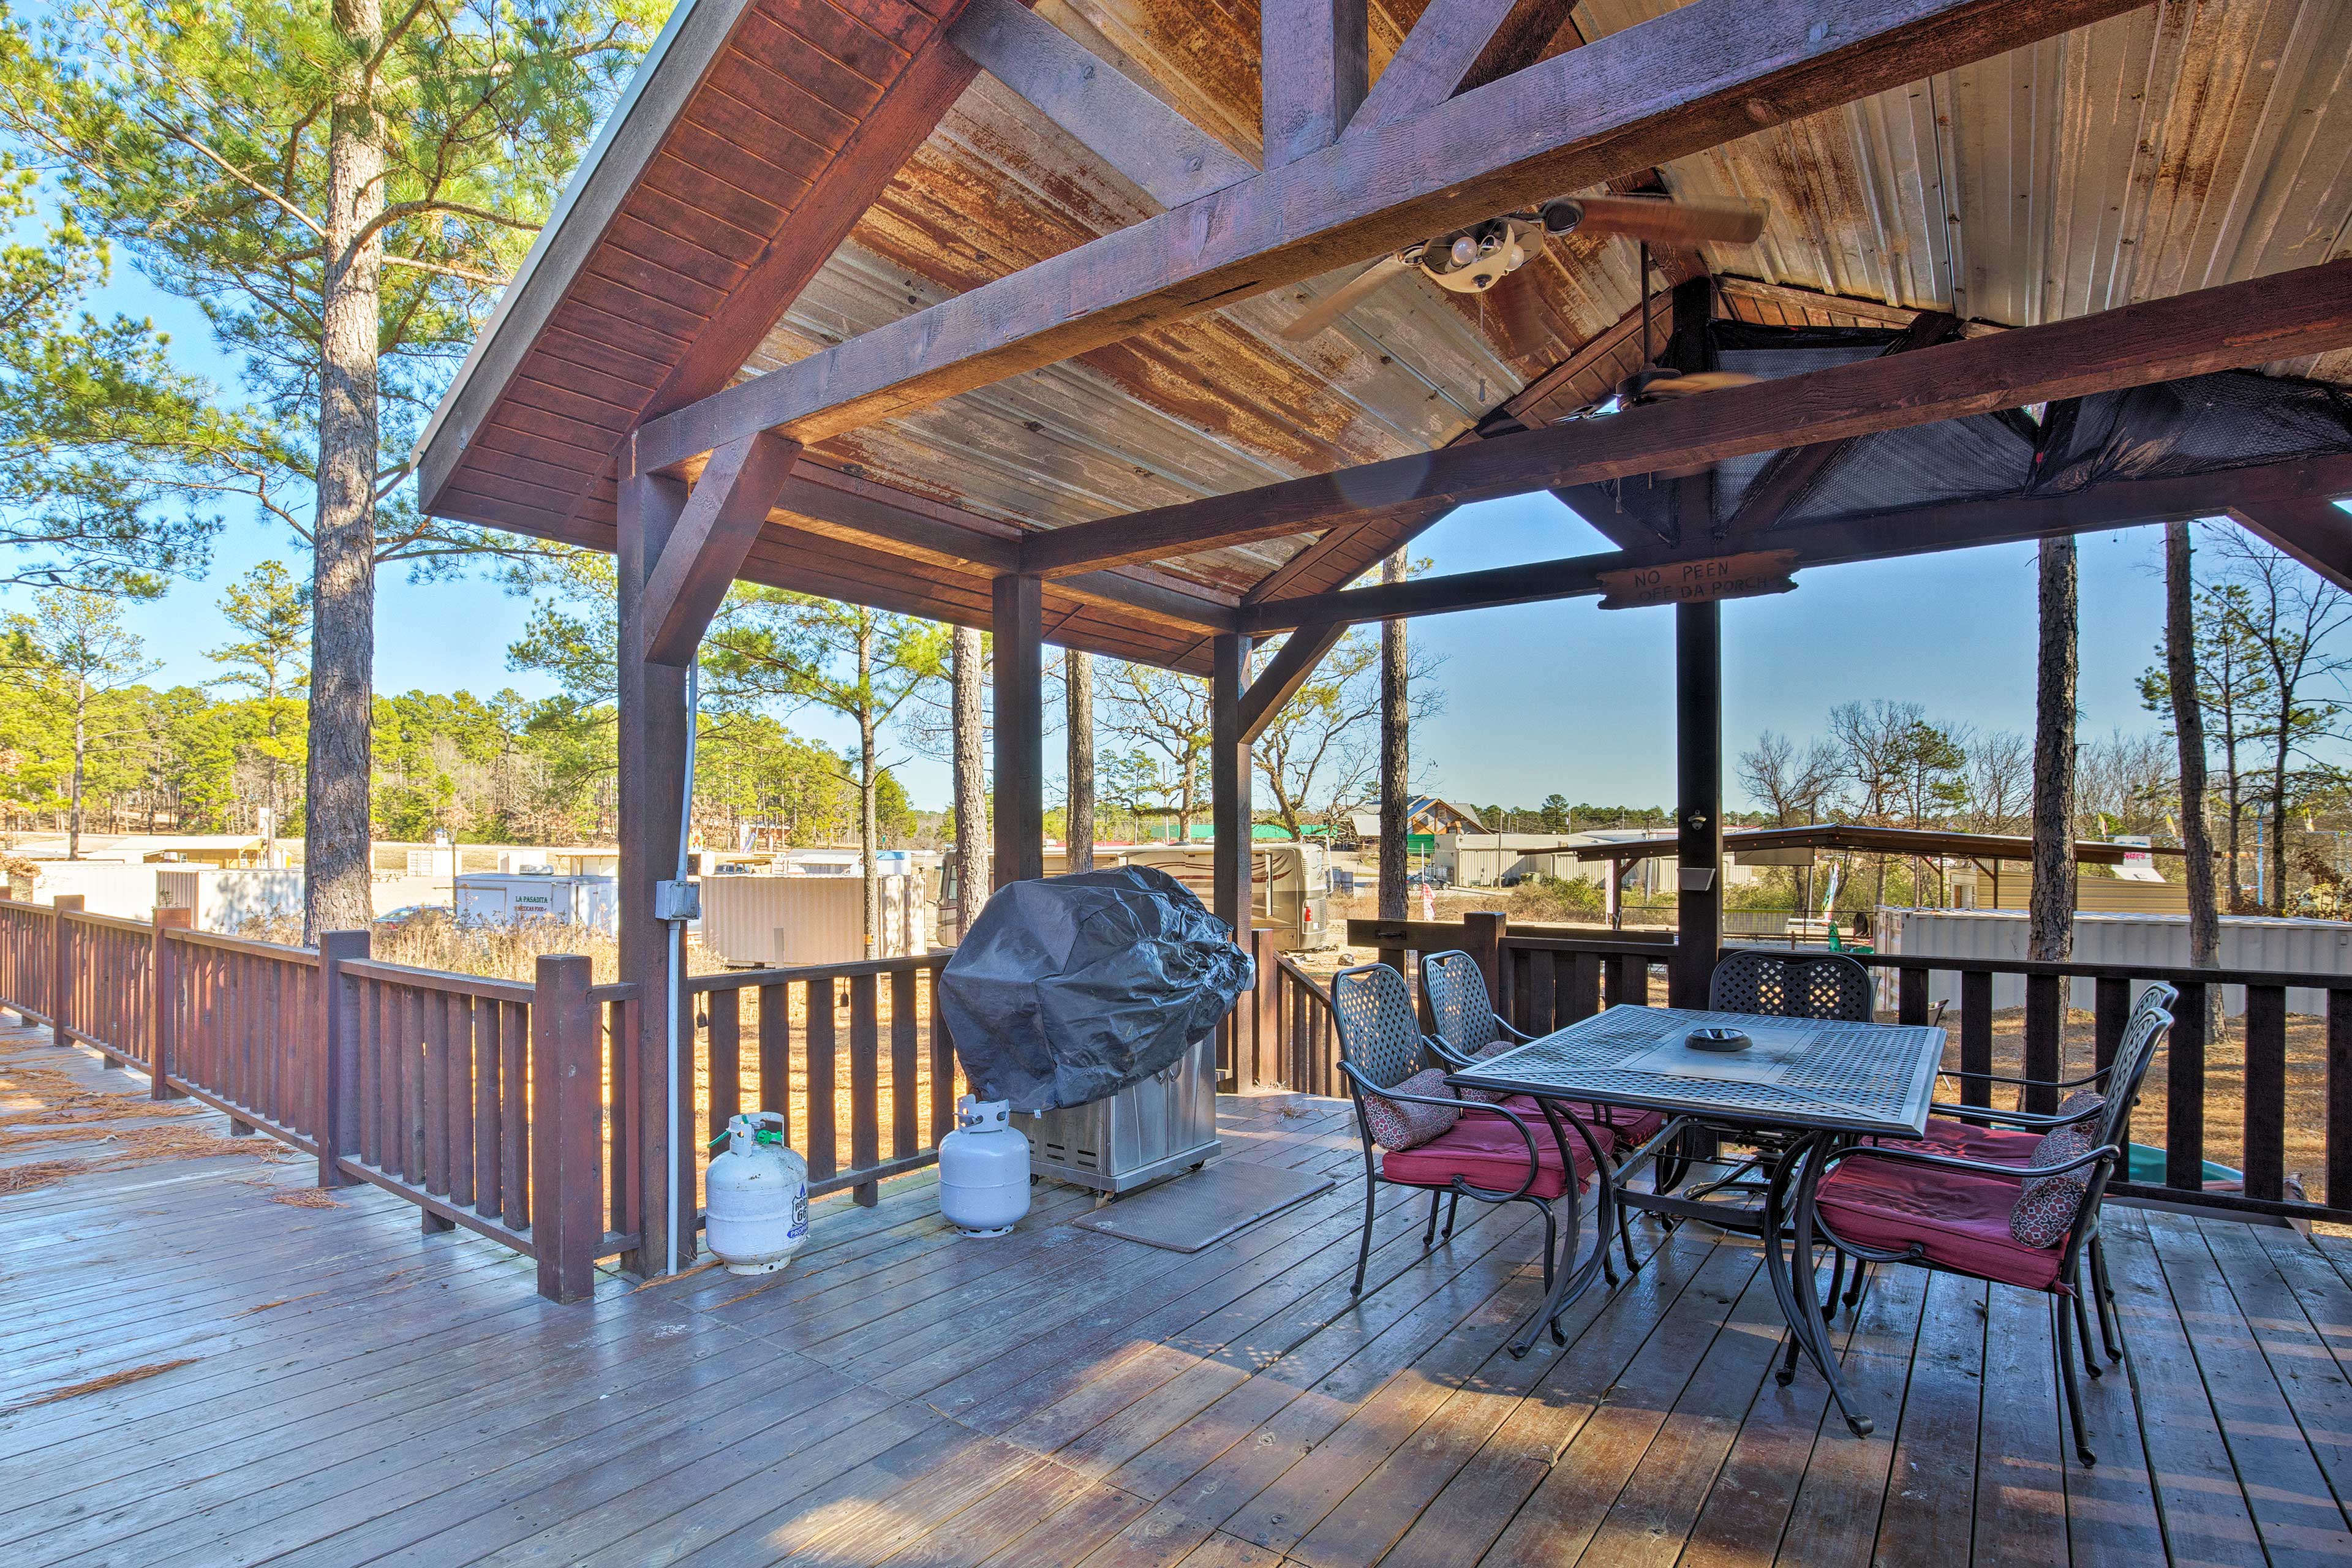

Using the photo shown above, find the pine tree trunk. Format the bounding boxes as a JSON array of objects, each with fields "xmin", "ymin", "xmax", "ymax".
[
  {"xmin": 1378, "ymin": 550, "xmax": 1409, "ymax": 921},
  {"xmin": 1066, "ymin": 649, "xmax": 1094, "ymax": 872},
  {"xmin": 69, "ymin": 678, "xmax": 85, "ymax": 860},
  {"xmin": 2165, "ymin": 522, "xmax": 2220, "ymax": 966},
  {"xmin": 2029, "ymin": 536, "xmax": 2078, "ymax": 961},
  {"xmin": 305, "ymin": 0, "xmax": 385, "ymax": 942},
  {"xmin": 950, "ymin": 624, "xmax": 987, "ymax": 938}
]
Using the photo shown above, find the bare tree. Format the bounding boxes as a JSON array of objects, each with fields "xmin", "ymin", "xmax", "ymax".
[
  {"xmin": 2030, "ymin": 537, "xmax": 2079, "ymax": 960},
  {"xmin": 1828, "ymin": 698, "xmax": 1922, "ymax": 905},
  {"xmin": 2164, "ymin": 521, "xmax": 2220, "ymax": 974},
  {"xmin": 1098, "ymin": 662, "xmax": 1215, "ymax": 836},
  {"xmin": 1254, "ymin": 628, "xmax": 1442, "ymax": 837},
  {"xmin": 1959, "ymin": 729, "xmax": 2032, "ymax": 834},
  {"xmin": 1379, "ymin": 551, "xmax": 1409, "ymax": 921},
  {"xmin": 951, "ymin": 626, "xmax": 987, "ymax": 926},
  {"xmin": 1738, "ymin": 730, "xmax": 1842, "ymax": 825}
]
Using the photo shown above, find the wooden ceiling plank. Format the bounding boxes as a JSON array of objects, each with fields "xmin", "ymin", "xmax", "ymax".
[
  {"xmin": 1347, "ymin": 0, "xmax": 1520, "ymax": 135},
  {"xmin": 1017, "ymin": 259, "xmax": 2352, "ymax": 578},
  {"xmin": 947, "ymin": 0, "xmax": 1254, "ymax": 208},
  {"xmin": 1262, "ymin": 0, "xmax": 1369, "ymax": 168},
  {"xmin": 628, "ymin": 0, "xmax": 2143, "ymax": 473},
  {"xmin": 643, "ymin": 431, "xmax": 805, "ymax": 665},
  {"xmin": 1242, "ymin": 453, "xmax": 2352, "ymax": 632}
]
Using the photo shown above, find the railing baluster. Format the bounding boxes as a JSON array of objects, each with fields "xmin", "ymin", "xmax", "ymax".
[
  {"xmin": 929, "ymin": 964, "xmax": 956, "ymax": 1143},
  {"xmin": 707, "ymin": 987, "xmax": 741, "ymax": 1142},
  {"xmin": 2167, "ymin": 981, "xmax": 2208, "ymax": 1193},
  {"xmin": 890, "ymin": 967, "xmax": 918, "ymax": 1160},
  {"xmin": 850, "ymin": 973, "xmax": 880, "ymax": 1207},
  {"xmin": 2243, "ymin": 984, "xmax": 2287, "ymax": 1204},
  {"xmin": 758, "ymin": 982, "xmax": 788, "ymax": 1125},
  {"xmin": 1897, "ymin": 966, "xmax": 1927, "ymax": 1027},
  {"xmin": 1959, "ymin": 971, "xmax": 1992, "ymax": 1122},
  {"xmin": 2330, "ymin": 989, "xmax": 2352, "ymax": 1213},
  {"xmin": 2022, "ymin": 973, "xmax": 2062, "ymax": 1115},
  {"xmin": 806, "ymin": 977, "xmax": 837, "ymax": 1184},
  {"xmin": 476, "ymin": 995, "xmax": 502, "ymax": 1216},
  {"xmin": 503, "ymin": 997, "xmax": 530, "ymax": 1231},
  {"xmin": 1529, "ymin": 951, "xmax": 1557, "ymax": 1035},
  {"xmin": 450, "ymin": 993, "xmax": 477, "ymax": 1210}
]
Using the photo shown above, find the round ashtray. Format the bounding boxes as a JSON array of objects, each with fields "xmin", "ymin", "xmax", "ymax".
[{"xmin": 1686, "ymin": 1027, "xmax": 1752, "ymax": 1052}]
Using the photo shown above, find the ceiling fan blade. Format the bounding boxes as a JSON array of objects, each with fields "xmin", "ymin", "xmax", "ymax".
[
  {"xmin": 1640, "ymin": 370, "xmax": 1766, "ymax": 397},
  {"xmin": 1573, "ymin": 195, "xmax": 1768, "ymax": 247},
  {"xmin": 1280, "ymin": 254, "xmax": 1411, "ymax": 341}
]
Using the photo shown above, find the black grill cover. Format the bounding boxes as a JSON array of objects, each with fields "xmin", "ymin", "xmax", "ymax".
[{"xmin": 938, "ymin": 865, "xmax": 1256, "ymax": 1112}]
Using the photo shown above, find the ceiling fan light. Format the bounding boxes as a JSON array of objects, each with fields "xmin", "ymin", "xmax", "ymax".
[
  {"xmin": 1540, "ymin": 200, "xmax": 1583, "ymax": 236},
  {"xmin": 1449, "ymin": 235, "xmax": 1477, "ymax": 267}
]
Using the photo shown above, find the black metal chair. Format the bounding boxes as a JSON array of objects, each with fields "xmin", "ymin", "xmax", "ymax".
[
  {"xmin": 1329, "ymin": 963, "xmax": 1611, "ymax": 1321},
  {"xmin": 1796, "ymin": 997, "xmax": 2176, "ymax": 1464},
  {"xmin": 1422, "ymin": 949, "xmax": 1646, "ymax": 1272},
  {"xmin": 1708, "ymin": 949, "xmax": 1874, "ymax": 1021}
]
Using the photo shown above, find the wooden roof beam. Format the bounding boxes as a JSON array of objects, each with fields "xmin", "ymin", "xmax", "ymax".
[
  {"xmin": 2228, "ymin": 497, "xmax": 2352, "ymax": 592},
  {"xmin": 1262, "ymin": 0, "xmax": 1368, "ymax": 167},
  {"xmin": 1346, "ymin": 0, "xmax": 1526, "ymax": 136},
  {"xmin": 1020, "ymin": 259, "xmax": 2352, "ymax": 578},
  {"xmin": 1237, "ymin": 622, "xmax": 1347, "ymax": 743},
  {"xmin": 947, "ymin": 0, "xmax": 1255, "ymax": 208},
  {"xmin": 1238, "ymin": 453, "xmax": 2352, "ymax": 632},
  {"xmin": 630, "ymin": 0, "xmax": 2144, "ymax": 475}
]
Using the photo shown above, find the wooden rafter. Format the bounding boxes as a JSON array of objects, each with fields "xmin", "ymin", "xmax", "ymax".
[
  {"xmin": 947, "ymin": 0, "xmax": 1253, "ymax": 208},
  {"xmin": 1016, "ymin": 260, "xmax": 2352, "ymax": 578},
  {"xmin": 1237, "ymin": 622, "xmax": 1347, "ymax": 743},
  {"xmin": 1261, "ymin": 0, "xmax": 1369, "ymax": 167},
  {"xmin": 1346, "ymin": 0, "xmax": 1524, "ymax": 136},
  {"xmin": 2228, "ymin": 497, "xmax": 2352, "ymax": 592},
  {"xmin": 630, "ymin": 0, "xmax": 2144, "ymax": 474},
  {"xmin": 1239, "ymin": 454, "xmax": 2352, "ymax": 633}
]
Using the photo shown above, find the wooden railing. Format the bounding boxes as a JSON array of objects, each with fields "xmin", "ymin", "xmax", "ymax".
[
  {"xmin": 1337, "ymin": 913, "xmax": 2352, "ymax": 1230},
  {"xmin": 688, "ymin": 953, "xmax": 957, "ymax": 1210},
  {"xmin": 0, "ymin": 897, "xmax": 629, "ymax": 1303}
]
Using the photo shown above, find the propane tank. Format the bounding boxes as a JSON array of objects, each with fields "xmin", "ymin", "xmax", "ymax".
[
  {"xmin": 938, "ymin": 1096, "xmax": 1030, "ymax": 1237},
  {"xmin": 705, "ymin": 1111, "xmax": 809, "ymax": 1275}
]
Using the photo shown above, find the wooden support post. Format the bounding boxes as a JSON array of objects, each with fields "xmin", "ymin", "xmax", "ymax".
[
  {"xmin": 617, "ymin": 467, "xmax": 694, "ymax": 1276},
  {"xmin": 1463, "ymin": 910, "xmax": 1507, "ymax": 1012},
  {"xmin": 532, "ymin": 952, "xmax": 601, "ymax": 1303},
  {"xmin": 316, "ymin": 929, "xmax": 368, "ymax": 1188},
  {"xmin": 2166, "ymin": 981, "xmax": 2207, "ymax": 1191},
  {"xmin": 1260, "ymin": 0, "xmax": 1368, "ymax": 167},
  {"xmin": 150, "ymin": 907, "xmax": 191, "ymax": 1100},
  {"xmin": 2022, "ymin": 974, "xmax": 2063, "ymax": 1115},
  {"xmin": 50, "ymin": 894, "xmax": 80, "ymax": 1050},
  {"xmin": 991, "ymin": 574, "xmax": 1045, "ymax": 887},
  {"xmin": 1211, "ymin": 633, "xmax": 1253, "ymax": 938},
  {"xmin": 1670, "ymin": 601, "xmax": 1722, "ymax": 1008}
]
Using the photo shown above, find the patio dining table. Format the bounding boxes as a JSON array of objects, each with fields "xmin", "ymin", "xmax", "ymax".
[{"xmin": 1448, "ymin": 1003, "xmax": 1945, "ymax": 1436}]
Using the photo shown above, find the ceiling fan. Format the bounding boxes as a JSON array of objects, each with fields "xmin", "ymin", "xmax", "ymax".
[{"xmin": 1278, "ymin": 193, "xmax": 1768, "ymax": 344}]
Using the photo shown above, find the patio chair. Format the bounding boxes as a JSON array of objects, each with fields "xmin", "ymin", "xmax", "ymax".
[
  {"xmin": 1422, "ymin": 948, "xmax": 1654, "ymax": 1269},
  {"xmin": 1794, "ymin": 998, "xmax": 2176, "ymax": 1466},
  {"xmin": 1329, "ymin": 963, "xmax": 1610, "ymax": 1313},
  {"xmin": 1708, "ymin": 949, "xmax": 1874, "ymax": 1021}
]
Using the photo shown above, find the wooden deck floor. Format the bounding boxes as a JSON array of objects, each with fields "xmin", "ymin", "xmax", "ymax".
[{"xmin": 5, "ymin": 1020, "xmax": 2350, "ymax": 1567}]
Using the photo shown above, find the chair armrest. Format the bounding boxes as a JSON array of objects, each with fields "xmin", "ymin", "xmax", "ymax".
[
  {"xmin": 1822, "ymin": 1139, "xmax": 2117, "ymax": 1185},
  {"xmin": 1927, "ymin": 1099, "xmax": 2102, "ymax": 1131},
  {"xmin": 1937, "ymin": 1065, "xmax": 2109, "ymax": 1091},
  {"xmin": 1341, "ymin": 1061, "xmax": 1550, "ymax": 1202}
]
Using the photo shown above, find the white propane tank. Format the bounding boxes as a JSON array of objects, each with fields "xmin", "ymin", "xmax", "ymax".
[
  {"xmin": 938, "ymin": 1096, "xmax": 1031, "ymax": 1237},
  {"xmin": 705, "ymin": 1111, "xmax": 809, "ymax": 1275}
]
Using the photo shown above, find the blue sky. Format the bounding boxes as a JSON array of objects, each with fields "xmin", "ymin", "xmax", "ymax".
[{"xmin": 71, "ymin": 238, "xmax": 2184, "ymax": 818}]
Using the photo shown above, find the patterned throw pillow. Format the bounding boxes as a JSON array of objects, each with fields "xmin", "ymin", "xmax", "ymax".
[
  {"xmin": 1360, "ymin": 1067, "xmax": 1461, "ymax": 1151},
  {"xmin": 1453, "ymin": 1037, "xmax": 1517, "ymax": 1104},
  {"xmin": 2010, "ymin": 1092, "xmax": 2108, "ymax": 1248}
]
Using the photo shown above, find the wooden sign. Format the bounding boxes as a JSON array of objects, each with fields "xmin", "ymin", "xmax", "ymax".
[{"xmin": 1596, "ymin": 549, "xmax": 1800, "ymax": 610}]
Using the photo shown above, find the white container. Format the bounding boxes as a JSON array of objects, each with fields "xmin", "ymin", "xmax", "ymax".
[
  {"xmin": 705, "ymin": 1112, "xmax": 810, "ymax": 1275},
  {"xmin": 453, "ymin": 873, "xmax": 619, "ymax": 933},
  {"xmin": 938, "ymin": 1097, "xmax": 1031, "ymax": 1237},
  {"xmin": 698, "ymin": 872, "xmax": 932, "ymax": 967}
]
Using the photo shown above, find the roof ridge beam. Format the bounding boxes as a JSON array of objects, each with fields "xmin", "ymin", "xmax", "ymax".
[
  {"xmin": 631, "ymin": 0, "xmax": 2146, "ymax": 476},
  {"xmin": 948, "ymin": 0, "xmax": 1256, "ymax": 208},
  {"xmin": 1019, "ymin": 259, "xmax": 2352, "ymax": 579}
]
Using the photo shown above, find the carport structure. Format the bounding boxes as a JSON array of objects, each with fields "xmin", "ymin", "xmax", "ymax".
[{"xmin": 415, "ymin": 0, "xmax": 2352, "ymax": 1273}]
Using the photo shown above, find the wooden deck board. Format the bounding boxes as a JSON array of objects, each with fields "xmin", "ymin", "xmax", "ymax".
[{"xmin": 0, "ymin": 1027, "xmax": 2341, "ymax": 1566}]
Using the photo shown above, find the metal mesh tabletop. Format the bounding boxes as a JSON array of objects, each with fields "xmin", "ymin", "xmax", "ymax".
[{"xmin": 1452, "ymin": 1006, "xmax": 1945, "ymax": 1138}]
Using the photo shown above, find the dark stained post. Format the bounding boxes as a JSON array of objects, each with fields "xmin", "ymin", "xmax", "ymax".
[
  {"xmin": 50, "ymin": 894, "xmax": 81, "ymax": 1049},
  {"xmin": 1260, "ymin": 0, "xmax": 1368, "ymax": 167},
  {"xmin": 1211, "ymin": 632, "xmax": 1254, "ymax": 938},
  {"xmin": 617, "ymin": 466, "xmax": 693, "ymax": 1275},
  {"xmin": 1464, "ymin": 910, "xmax": 1507, "ymax": 1011},
  {"xmin": 532, "ymin": 952, "xmax": 601, "ymax": 1303},
  {"xmin": 991, "ymin": 574, "xmax": 1045, "ymax": 886},
  {"xmin": 150, "ymin": 907, "xmax": 192, "ymax": 1101},
  {"xmin": 1672, "ymin": 603, "xmax": 1723, "ymax": 1008},
  {"xmin": 315, "ymin": 927, "xmax": 368, "ymax": 1186}
]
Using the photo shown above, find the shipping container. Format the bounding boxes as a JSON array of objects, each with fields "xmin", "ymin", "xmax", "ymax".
[
  {"xmin": 454, "ymin": 873, "xmax": 619, "ymax": 933},
  {"xmin": 699, "ymin": 872, "xmax": 932, "ymax": 967}
]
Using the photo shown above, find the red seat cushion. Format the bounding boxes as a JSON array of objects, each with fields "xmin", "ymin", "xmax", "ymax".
[
  {"xmin": 1813, "ymin": 1154, "xmax": 2070, "ymax": 1293},
  {"xmin": 1483, "ymin": 1095, "xmax": 1664, "ymax": 1157},
  {"xmin": 1381, "ymin": 1107, "xmax": 1596, "ymax": 1200}
]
